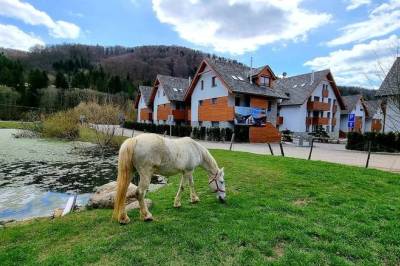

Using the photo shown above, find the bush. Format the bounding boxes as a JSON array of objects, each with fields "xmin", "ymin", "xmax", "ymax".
[
  {"xmin": 281, "ymin": 129, "xmax": 293, "ymax": 142},
  {"xmin": 42, "ymin": 110, "xmax": 79, "ymax": 139},
  {"xmin": 347, "ymin": 131, "xmax": 400, "ymax": 152},
  {"xmin": 123, "ymin": 121, "xmax": 245, "ymax": 142}
]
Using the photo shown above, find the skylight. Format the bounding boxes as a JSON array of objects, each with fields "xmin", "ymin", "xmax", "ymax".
[
  {"xmin": 237, "ymin": 76, "xmax": 244, "ymax": 81},
  {"xmin": 301, "ymin": 83, "xmax": 306, "ymax": 87},
  {"xmin": 293, "ymin": 84, "xmax": 298, "ymax": 88},
  {"xmin": 173, "ymin": 88, "xmax": 178, "ymax": 92},
  {"xmin": 232, "ymin": 75, "xmax": 238, "ymax": 80}
]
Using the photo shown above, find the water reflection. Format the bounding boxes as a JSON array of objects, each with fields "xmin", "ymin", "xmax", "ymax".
[{"xmin": 0, "ymin": 129, "xmax": 117, "ymax": 220}]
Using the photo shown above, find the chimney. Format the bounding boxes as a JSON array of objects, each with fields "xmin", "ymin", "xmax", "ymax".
[
  {"xmin": 310, "ymin": 71, "xmax": 315, "ymax": 84},
  {"xmin": 249, "ymin": 56, "xmax": 253, "ymax": 84}
]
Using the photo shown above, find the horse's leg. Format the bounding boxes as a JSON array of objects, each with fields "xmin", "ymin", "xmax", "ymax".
[
  {"xmin": 137, "ymin": 169, "xmax": 153, "ymax": 221},
  {"xmin": 174, "ymin": 175, "xmax": 185, "ymax": 208},
  {"xmin": 188, "ymin": 173, "xmax": 200, "ymax": 203}
]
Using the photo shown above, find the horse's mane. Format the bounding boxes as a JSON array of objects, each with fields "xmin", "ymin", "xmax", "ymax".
[{"xmin": 194, "ymin": 142, "xmax": 218, "ymax": 174}]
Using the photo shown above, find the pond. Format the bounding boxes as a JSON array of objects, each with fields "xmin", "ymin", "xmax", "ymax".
[{"xmin": 0, "ymin": 129, "xmax": 162, "ymax": 221}]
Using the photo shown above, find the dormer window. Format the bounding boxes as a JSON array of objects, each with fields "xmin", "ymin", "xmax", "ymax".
[{"xmin": 259, "ymin": 76, "xmax": 270, "ymax": 87}]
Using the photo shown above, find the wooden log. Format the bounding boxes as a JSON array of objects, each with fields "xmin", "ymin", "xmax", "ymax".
[{"xmin": 229, "ymin": 133, "xmax": 235, "ymax": 151}]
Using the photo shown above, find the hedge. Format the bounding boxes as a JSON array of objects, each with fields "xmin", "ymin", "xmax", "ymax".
[
  {"xmin": 123, "ymin": 121, "xmax": 248, "ymax": 142},
  {"xmin": 346, "ymin": 132, "xmax": 400, "ymax": 152}
]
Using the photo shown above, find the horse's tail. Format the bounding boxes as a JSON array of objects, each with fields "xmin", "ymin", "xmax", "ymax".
[{"xmin": 112, "ymin": 137, "xmax": 136, "ymax": 221}]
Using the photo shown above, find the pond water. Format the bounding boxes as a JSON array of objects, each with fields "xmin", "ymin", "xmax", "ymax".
[{"xmin": 0, "ymin": 129, "xmax": 158, "ymax": 221}]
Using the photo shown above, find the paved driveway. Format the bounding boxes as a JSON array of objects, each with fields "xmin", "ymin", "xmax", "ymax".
[{"xmin": 104, "ymin": 125, "xmax": 400, "ymax": 174}]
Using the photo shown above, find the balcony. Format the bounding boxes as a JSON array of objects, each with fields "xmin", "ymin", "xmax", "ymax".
[
  {"xmin": 276, "ymin": 116, "xmax": 284, "ymax": 125},
  {"xmin": 172, "ymin": 109, "xmax": 188, "ymax": 120},
  {"xmin": 306, "ymin": 117, "xmax": 329, "ymax": 125},
  {"xmin": 307, "ymin": 101, "xmax": 331, "ymax": 111},
  {"xmin": 331, "ymin": 117, "xmax": 336, "ymax": 126},
  {"xmin": 332, "ymin": 104, "xmax": 337, "ymax": 113}
]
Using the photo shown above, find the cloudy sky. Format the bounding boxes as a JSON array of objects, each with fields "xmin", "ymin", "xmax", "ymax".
[{"xmin": 0, "ymin": 0, "xmax": 399, "ymax": 88}]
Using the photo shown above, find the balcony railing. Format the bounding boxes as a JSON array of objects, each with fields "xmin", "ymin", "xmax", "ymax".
[
  {"xmin": 307, "ymin": 101, "xmax": 331, "ymax": 111},
  {"xmin": 172, "ymin": 109, "xmax": 187, "ymax": 120},
  {"xmin": 306, "ymin": 117, "xmax": 329, "ymax": 125},
  {"xmin": 332, "ymin": 104, "xmax": 337, "ymax": 113},
  {"xmin": 331, "ymin": 117, "xmax": 336, "ymax": 126},
  {"xmin": 276, "ymin": 116, "xmax": 284, "ymax": 125}
]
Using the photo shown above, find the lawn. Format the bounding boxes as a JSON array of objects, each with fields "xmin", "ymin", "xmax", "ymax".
[
  {"xmin": 1, "ymin": 150, "xmax": 400, "ymax": 265},
  {"xmin": 0, "ymin": 121, "xmax": 33, "ymax": 129}
]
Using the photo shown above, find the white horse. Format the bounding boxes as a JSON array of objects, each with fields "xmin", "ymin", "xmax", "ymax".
[{"xmin": 112, "ymin": 133, "xmax": 226, "ymax": 224}]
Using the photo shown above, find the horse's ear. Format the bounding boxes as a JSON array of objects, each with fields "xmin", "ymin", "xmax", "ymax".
[{"xmin": 220, "ymin": 167, "xmax": 224, "ymax": 174}]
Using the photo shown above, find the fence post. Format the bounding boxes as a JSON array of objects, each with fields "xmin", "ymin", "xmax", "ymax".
[
  {"xmin": 267, "ymin": 143, "xmax": 274, "ymax": 155},
  {"xmin": 229, "ymin": 133, "xmax": 235, "ymax": 151},
  {"xmin": 131, "ymin": 129, "xmax": 134, "ymax": 138},
  {"xmin": 163, "ymin": 130, "xmax": 167, "ymax": 137},
  {"xmin": 308, "ymin": 138, "xmax": 315, "ymax": 160},
  {"xmin": 121, "ymin": 128, "xmax": 124, "ymax": 137},
  {"xmin": 366, "ymin": 140, "xmax": 371, "ymax": 168},
  {"xmin": 279, "ymin": 142, "xmax": 285, "ymax": 157}
]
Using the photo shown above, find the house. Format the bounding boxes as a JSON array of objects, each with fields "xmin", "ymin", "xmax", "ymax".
[
  {"xmin": 274, "ymin": 70, "xmax": 345, "ymax": 138},
  {"xmin": 134, "ymin": 85, "xmax": 153, "ymax": 123},
  {"xmin": 184, "ymin": 58, "xmax": 288, "ymax": 142},
  {"xmin": 364, "ymin": 100, "xmax": 383, "ymax": 133},
  {"xmin": 150, "ymin": 74, "xmax": 190, "ymax": 125},
  {"xmin": 340, "ymin": 94, "xmax": 367, "ymax": 134},
  {"xmin": 376, "ymin": 57, "xmax": 400, "ymax": 133}
]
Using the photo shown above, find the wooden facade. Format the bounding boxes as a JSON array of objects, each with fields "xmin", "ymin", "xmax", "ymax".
[
  {"xmin": 198, "ymin": 96, "xmax": 234, "ymax": 122},
  {"xmin": 249, "ymin": 123, "xmax": 281, "ymax": 143}
]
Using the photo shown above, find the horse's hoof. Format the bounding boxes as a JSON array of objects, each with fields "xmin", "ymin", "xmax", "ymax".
[
  {"xmin": 119, "ymin": 216, "xmax": 130, "ymax": 225},
  {"xmin": 174, "ymin": 202, "xmax": 181, "ymax": 208},
  {"xmin": 191, "ymin": 196, "xmax": 200, "ymax": 204},
  {"xmin": 144, "ymin": 214, "xmax": 153, "ymax": 222}
]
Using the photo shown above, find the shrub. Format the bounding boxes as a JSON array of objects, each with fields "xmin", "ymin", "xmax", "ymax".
[
  {"xmin": 42, "ymin": 110, "xmax": 79, "ymax": 139},
  {"xmin": 234, "ymin": 125, "xmax": 249, "ymax": 142},
  {"xmin": 346, "ymin": 131, "xmax": 400, "ymax": 152}
]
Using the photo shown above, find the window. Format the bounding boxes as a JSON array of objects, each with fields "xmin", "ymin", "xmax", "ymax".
[
  {"xmin": 211, "ymin": 98, "xmax": 217, "ymax": 104},
  {"xmin": 259, "ymin": 76, "xmax": 270, "ymax": 86},
  {"xmin": 314, "ymin": 96, "xmax": 320, "ymax": 102},
  {"xmin": 267, "ymin": 100, "xmax": 272, "ymax": 111},
  {"xmin": 306, "ymin": 125, "xmax": 310, "ymax": 132},
  {"xmin": 331, "ymin": 125, "xmax": 335, "ymax": 132},
  {"xmin": 163, "ymin": 90, "xmax": 165, "ymax": 96},
  {"xmin": 199, "ymin": 100, "xmax": 203, "ymax": 106},
  {"xmin": 212, "ymin": 121, "xmax": 219, "ymax": 127},
  {"xmin": 212, "ymin": 76, "xmax": 216, "ymax": 87},
  {"xmin": 327, "ymin": 112, "xmax": 330, "ymax": 118},
  {"xmin": 244, "ymin": 95, "xmax": 250, "ymax": 107},
  {"xmin": 231, "ymin": 75, "xmax": 238, "ymax": 80},
  {"xmin": 328, "ymin": 98, "xmax": 331, "ymax": 104},
  {"xmin": 201, "ymin": 80, "xmax": 204, "ymax": 90},
  {"xmin": 235, "ymin": 96, "xmax": 241, "ymax": 106}
]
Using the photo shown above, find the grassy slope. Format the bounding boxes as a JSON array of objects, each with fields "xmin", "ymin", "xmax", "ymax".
[
  {"xmin": 1, "ymin": 150, "xmax": 400, "ymax": 265},
  {"xmin": 0, "ymin": 121, "xmax": 33, "ymax": 129}
]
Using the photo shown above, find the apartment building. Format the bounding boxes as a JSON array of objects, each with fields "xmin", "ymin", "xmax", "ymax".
[
  {"xmin": 135, "ymin": 85, "xmax": 153, "ymax": 123},
  {"xmin": 274, "ymin": 70, "xmax": 345, "ymax": 138},
  {"xmin": 376, "ymin": 57, "xmax": 400, "ymax": 133},
  {"xmin": 184, "ymin": 58, "xmax": 288, "ymax": 142},
  {"xmin": 340, "ymin": 94, "xmax": 367, "ymax": 134},
  {"xmin": 149, "ymin": 74, "xmax": 190, "ymax": 125}
]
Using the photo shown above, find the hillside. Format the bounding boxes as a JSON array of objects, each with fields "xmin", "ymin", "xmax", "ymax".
[
  {"xmin": 2, "ymin": 44, "xmax": 205, "ymax": 87},
  {"xmin": 338, "ymin": 86, "xmax": 376, "ymax": 100}
]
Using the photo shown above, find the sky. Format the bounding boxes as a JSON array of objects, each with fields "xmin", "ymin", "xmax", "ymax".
[{"xmin": 0, "ymin": 0, "xmax": 399, "ymax": 89}]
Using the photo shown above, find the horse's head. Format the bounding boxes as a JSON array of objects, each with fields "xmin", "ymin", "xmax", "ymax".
[{"xmin": 208, "ymin": 167, "xmax": 226, "ymax": 203}]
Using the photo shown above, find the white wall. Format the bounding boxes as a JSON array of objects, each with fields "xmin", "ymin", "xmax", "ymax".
[
  {"xmin": 385, "ymin": 98, "xmax": 400, "ymax": 132},
  {"xmin": 279, "ymin": 105, "xmax": 307, "ymax": 132},
  {"xmin": 137, "ymin": 95, "xmax": 146, "ymax": 122},
  {"xmin": 339, "ymin": 100, "xmax": 366, "ymax": 133},
  {"xmin": 190, "ymin": 65, "xmax": 230, "ymax": 125},
  {"xmin": 153, "ymin": 85, "xmax": 171, "ymax": 123},
  {"xmin": 280, "ymin": 79, "xmax": 340, "ymax": 136}
]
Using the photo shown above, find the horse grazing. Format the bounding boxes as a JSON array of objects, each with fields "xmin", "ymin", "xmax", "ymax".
[{"xmin": 112, "ymin": 133, "xmax": 226, "ymax": 224}]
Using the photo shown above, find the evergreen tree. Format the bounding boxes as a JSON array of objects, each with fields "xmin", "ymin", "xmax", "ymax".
[{"xmin": 55, "ymin": 71, "xmax": 69, "ymax": 89}]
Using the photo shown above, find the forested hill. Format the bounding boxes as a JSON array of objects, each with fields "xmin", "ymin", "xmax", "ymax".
[
  {"xmin": 1, "ymin": 44, "xmax": 206, "ymax": 88},
  {"xmin": 338, "ymin": 86, "xmax": 377, "ymax": 100}
]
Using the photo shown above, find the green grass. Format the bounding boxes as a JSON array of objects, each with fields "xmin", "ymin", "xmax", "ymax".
[
  {"xmin": 0, "ymin": 121, "xmax": 33, "ymax": 129},
  {"xmin": 1, "ymin": 151, "xmax": 400, "ymax": 265}
]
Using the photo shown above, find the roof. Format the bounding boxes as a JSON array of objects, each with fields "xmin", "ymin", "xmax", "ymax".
[
  {"xmin": 364, "ymin": 100, "xmax": 382, "ymax": 117},
  {"xmin": 251, "ymin": 65, "xmax": 277, "ymax": 79},
  {"xmin": 185, "ymin": 59, "xmax": 288, "ymax": 100},
  {"xmin": 134, "ymin": 85, "xmax": 152, "ymax": 108},
  {"xmin": 154, "ymin": 74, "xmax": 189, "ymax": 101},
  {"xmin": 376, "ymin": 57, "xmax": 400, "ymax": 97},
  {"xmin": 341, "ymin": 94, "xmax": 363, "ymax": 115},
  {"xmin": 139, "ymin": 85, "xmax": 152, "ymax": 105},
  {"xmin": 274, "ymin": 69, "xmax": 345, "ymax": 109}
]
